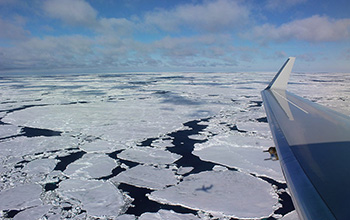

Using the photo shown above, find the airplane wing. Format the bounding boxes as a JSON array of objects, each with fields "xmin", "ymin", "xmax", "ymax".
[{"xmin": 261, "ymin": 57, "xmax": 350, "ymax": 220}]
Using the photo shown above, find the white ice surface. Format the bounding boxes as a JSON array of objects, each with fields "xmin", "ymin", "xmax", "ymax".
[
  {"xmin": 64, "ymin": 153, "xmax": 118, "ymax": 179},
  {"xmin": 0, "ymin": 184, "xmax": 42, "ymax": 211},
  {"xmin": 118, "ymin": 147, "xmax": 181, "ymax": 165},
  {"xmin": 149, "ymin": 170, "xmax": 278, "ymax": 219},
  {"xmin": 0, "ymin": 124, "xmax": 20, "ymax": 138},
  {"xmin": 23, "ymin": 158, "xmax": 57, "ymax": 176},
  {"xmin": 80, "ymin": 139, "xmax": 126, "ymax": 153},
  {"xmin": 57, "ymin": 179, "xmax": 126, "ymax": 217},
  {"xmin": 0, "ymin": 135, "xmax": 79, "ymax": 159},
  {"xmin": 139, "ymin": 209, "xmax": 200, "ymax": 220},
  {"xmin": 13, "ymin": 205, "xmax": 52, "ymax": 220},
  {"xmin": 193, "ymin": 133, "xmax": 284, "ymax": 181},
  {"xmin": 111, "ymin": 165, "xmax": 178, "ymax": 190}
]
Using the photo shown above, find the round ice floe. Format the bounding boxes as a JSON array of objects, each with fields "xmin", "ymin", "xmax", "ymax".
[
  {"xmin": 111, "ymin": 165, "xmax": 178, "ymax": 190},
  {"xmin": 0, "ymin": 184, "xmax": 42, "ymax": 211},
  {"xmin": 64, "ymin": 153, "xmax": 118, "ymax": 179},
  {"xmin": 118, "ymin": 147, "xmax": 181, "ymax": 165},
  {"xmin": 139, "ymin": 209, "xmax": 200, "ymax": 220},
  {"xmin": 148, "ymin": 170, "xmax": 277, "ymax": 219},
  {"xmin": 57, "ymin": 179, "xmax": 125, "ymax": 217}
]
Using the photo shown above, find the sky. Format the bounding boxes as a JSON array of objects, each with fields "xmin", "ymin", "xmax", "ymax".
[{"xmin": 0, "ymin": 0, "xmax": 350, "ymax": 74}]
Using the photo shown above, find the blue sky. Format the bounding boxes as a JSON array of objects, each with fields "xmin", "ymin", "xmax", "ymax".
[{"xmin": 0, "ymin": 0, "xmax": 349, "ymax": 74}]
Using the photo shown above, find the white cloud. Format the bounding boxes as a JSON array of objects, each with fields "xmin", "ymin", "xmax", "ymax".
[
  {"xmin": 265, "ymin": 0, "xmax": 306, "ymax": 10},
  {"xmin": 0, "ymin": 17, "xmax": 30, "ymax": 41},
  {"xmin": 43, "ymin": 0, "xmax": 98, "ymax": 27},
  {"xmin": 251, "ymin": 15, "xmax": 350, "ymax": 42},
  {"xmin": 144, "ymin": 0, "xmax": 250, "ymax": 32}
]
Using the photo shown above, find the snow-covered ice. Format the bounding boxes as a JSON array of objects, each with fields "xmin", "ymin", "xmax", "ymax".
[
  {"xmin": 64, "ymin": 153, "xmax": 118, "ymax": 179},
  {"xmin": 0, "ymin": 184, "xmax": 42, "ymax": 211},
  {"xmin": 1, "ymin": 71, "xmax": 348, "ymax": 219},
  {"xmin": 149, "ymin": 170, "xmax": 278, "ymax": 219},
  {"xmin": 118, "ymin": 147, "xmax": 182, "ymax": 165},
  {"xmin": 111, "ymin": 165, "xmax": 178, "ymax": 190},
  {"xmin": 139, "ymin": 209, "xmax": 200, "ymax": 220},
  {"xmin": 57, "ymin": 179, "xmax": 126, "ymax": 217}
]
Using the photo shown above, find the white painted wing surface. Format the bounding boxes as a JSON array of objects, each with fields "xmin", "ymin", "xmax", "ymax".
[{"xmin": 261, "ymin": 57, "xmax": 350, "ymax": 220}]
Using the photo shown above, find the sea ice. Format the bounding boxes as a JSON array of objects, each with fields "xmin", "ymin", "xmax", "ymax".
[
  {"xmin": 111, "ymin": 165, "xmax": 178, "ymax": 190},
  {"xmin": 118, "ymin": 147, "xmax": 181, "ymax": 165},
  {"xmin": 64, "ymin": 153, "xmax": 118, "ymax": 179},
  {"xmin": 0, "ymin": 184, "xmax": 42, "ymax": 211},
  {"xmin": 23, "ymin": 158, "xmax": 57, "ymax": 174},
  {"xmin": 149, "ymin": 170, "xmax": 278, "ymax": 219},
  {"xmin": 193, "ymin": 133, "xmax": 284, "ymax": 181},
  {"xmin": 0, "ymin": 124, "xmax": 20, "ymax": 139},
  {"xmin": 80, "ymin": 139, "xmax": 125, "ymax": 153},
  {"xmin": 57, "ymin": 178, "xmax": 126, "ymax": 217},
  {"xmin": 139, "ymin": 209, "xmax": 200, "ymax": 220},
  {"xmin": 13, "ymin": 205, "xmax": 51, "ymax": 220}
]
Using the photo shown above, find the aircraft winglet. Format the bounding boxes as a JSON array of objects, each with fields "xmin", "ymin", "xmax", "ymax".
[{"xmin": 266, "ymin": 57, "xmax": 295, "ymax": 91}]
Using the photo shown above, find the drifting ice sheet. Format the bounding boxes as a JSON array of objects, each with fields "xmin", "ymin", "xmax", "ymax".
[
  {"xmin": 139, "ymin": 209, "xmax": 200, "ymax": 220},
  {"xmin": 57, "ymin": 179, "xmax": 126, "ymax": 217},
  {"xmin": 118, "ymin": 147, "xmax": 181, "ymax": 165},
  {"xmin": 193, "ymin": 133, "xmax": 284, "ymax": 181},
  {"xmin": 0, "ymin": 184, "xmax": 42, "ymax": 211},
  {"xmin": 64, "ymin": 153, "xmax": 118, "ymax": 179},
  {"xmin": 111, "ymin": 165, "xmax": 178, "ymax": 190},
  {"xmin": 149, "ymin": 170, "xmax": 278, "ymax": 219}
]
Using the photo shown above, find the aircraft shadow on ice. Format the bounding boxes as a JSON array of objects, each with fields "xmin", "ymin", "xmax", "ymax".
[{"xmin": 195, "ymin": 184, "xmax": 214, "ymax": 193}]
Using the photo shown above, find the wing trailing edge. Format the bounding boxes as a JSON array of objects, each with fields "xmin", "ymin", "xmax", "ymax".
[{"xmin": 262, "ymin": 58, "xmax": 350, "ymax": 220}]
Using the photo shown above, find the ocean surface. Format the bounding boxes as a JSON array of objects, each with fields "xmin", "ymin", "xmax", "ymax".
[{"xmin": 0, "ymin": 71, "xmax": 349, "ymax": 219}]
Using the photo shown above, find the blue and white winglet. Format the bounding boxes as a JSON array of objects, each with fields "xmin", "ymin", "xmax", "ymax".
[{"xmin": 261, "ymin": 57, "xmax": 350, "ymax": 220}]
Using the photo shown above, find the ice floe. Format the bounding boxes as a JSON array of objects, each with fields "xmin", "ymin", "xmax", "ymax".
[
  {"xmin": 193, "ymin": 133, "xmax": 284, "ymax": 181},
  {"xmin": 111, "ymin": 165, "xmax": 178, "ymax": 190},
  {"xmin": 139, "ymin": 209, "xmax": 200, "ymax": 220},
  {"xmin": 57, "ymin": 179, "xmax": 127, "ymax": 217},
  {"xmin": 118, "ymin": 147, "xmax": 181, "ymax": 165},
  {"xmin": 13, "ymin": 205, "xmax": 52, "ymax": 220},
  {"xmin": 149, "ymin": 170, "xmax": 278, "ymax": 219},
  {"xmin": 0, "ymin": 184, "xmax": 42, "ymax": 211},
  {"xmin": 64, "ymin": 153, "xmax": 118, "ymax": 179}
]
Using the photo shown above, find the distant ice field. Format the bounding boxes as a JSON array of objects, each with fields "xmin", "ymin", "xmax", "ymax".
[{"xmin": 0, "ymin": 71, "xmax": 349, "ymax": 219}]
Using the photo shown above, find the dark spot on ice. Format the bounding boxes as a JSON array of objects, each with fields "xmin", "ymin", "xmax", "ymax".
[
  {"xmin": 153, "ymin": 90, "xmax": 170, "ymax": 95},
  {"xmin": 249, "ymin": 100, "xmax": 263, "ymax": 107},
  {"xmin": 256, "ymin": 117, "xmax": 268, "ymax": 123},
  {"xmin": 62, "ymin": 206, "xmax": 72, "ymax": 211},
  {"xmin": 14, "ymin": 160, "xmax": 30, "ymax": 169},
  {"xmin": 108, "ymin": 150, "xmax": 139, "ymax": 168},
  {"xmin": 98, "ymin": 166, "xmax": 125, "ymax": 181},
  {"xmin": 20, "ymin": 127, "xmax": 62, "ymax": 137},
  {"xmin": 1, "ymin": 104, "xmax": 48, "ymax": 113},
  {"xmin": 118, "ymin": 183, "xmax": 198, "ymax": 217},
  {"xmin": 54, "ymin": 151, "xmax": 86, "ymax": 172},
  {"xmin": 44, "ymin": 182, "xmax": 60, "ymax": 191},
  {"xmin": 3, "ymin": 209, "xmax": 22, "ymax": 218},
  {"xmin": 137, "ymin": 137, "xmax": 158, "ymax": 147}
]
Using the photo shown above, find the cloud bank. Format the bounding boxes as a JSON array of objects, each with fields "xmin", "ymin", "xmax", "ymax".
[{"xmin": 0, "ymin": 0, "xmax": 349, "ymax": 73}]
